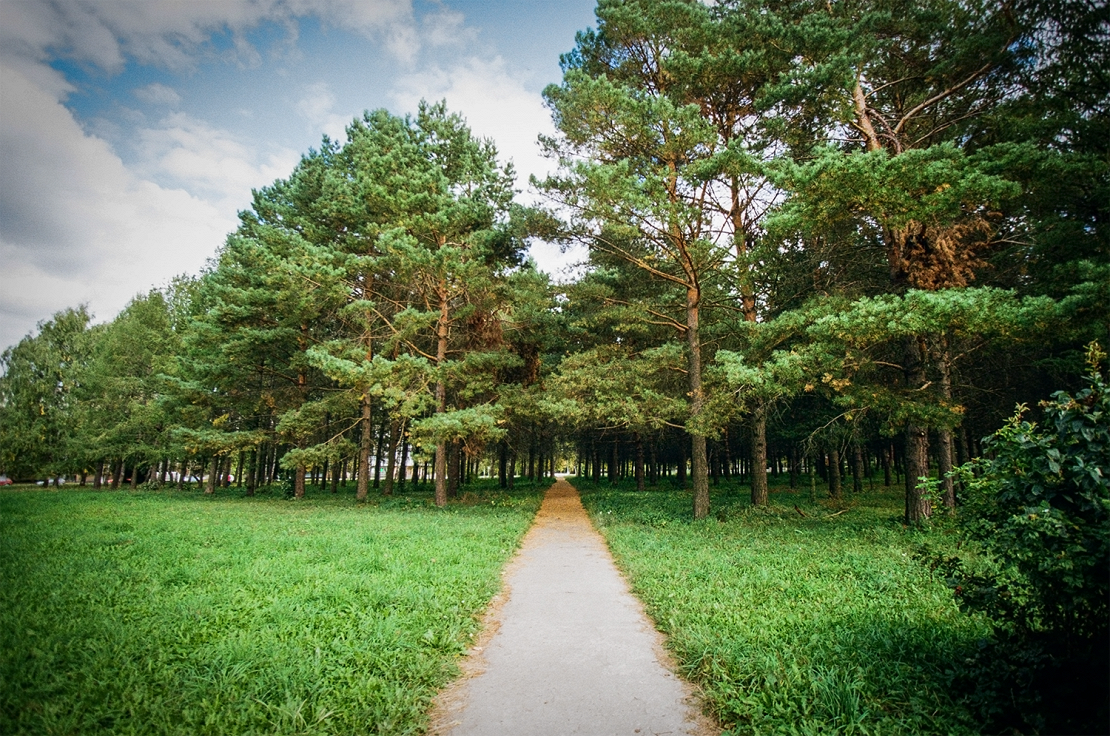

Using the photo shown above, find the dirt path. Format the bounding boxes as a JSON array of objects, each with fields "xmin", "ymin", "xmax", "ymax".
[{"xmin": 429, "ymin": 477, "xmax": 716, "ymax": 736}]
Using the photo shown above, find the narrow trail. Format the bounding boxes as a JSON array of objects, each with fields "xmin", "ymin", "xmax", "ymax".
[{"xmin": 429, "ymin": 478, "xmax": 716, "ymax": 736}]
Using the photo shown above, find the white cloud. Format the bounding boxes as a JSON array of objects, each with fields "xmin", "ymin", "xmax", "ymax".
[
  {"xmin": 423, "ymin": 8, "xmax": 476, "ymax": 48},
  {"xmin": 391, "ymin": 55, "xmax": 584, "ymax": 278},
  {"xmin": 296, "ymin": 82, "xmax": 353, "ymax": 141},
  {"xmin": 0, "ymin": 1, "xmax": 419, "ymax": 75},
  {"xmin": 134, "ymin": 112, "xmax": 299, "ymax": 208},
  {"xmin": 0, "ymin": 63, "xmax": 234, "ymax": 350},
  {"xmin": 134, "ymin": 82, "xmax": 181, "ymax": 105},
  {"xmin": 392, "ymin": 55, "xmax": 557, "ymax": 196}
]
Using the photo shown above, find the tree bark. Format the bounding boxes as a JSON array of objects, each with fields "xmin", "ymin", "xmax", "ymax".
[
  {"xmin": 904, "ymin": 336, "xmax": 933, "ymax": 522},
  {"xmin": 852, "ymin": 444, "xmax": 864, "ymax": 494},
  {"xmin": 398, "ymin": 426, "xmax": 409, "ymax": 490},
  {"xmin": 434, "ymin": 284, "xmax": 449, "ymax": 508},
  {"xmin": 828, "ymin": 449, "xmax": 842, "ymax": 499},
  {"xmin": 686, "ymin": 285, "xmax": 710, "ymax": 519},
  {"xmin": 356, "ymin": 394, "xmax": 372, "ymax": 501},
  {"xmin": 936, "ymin": 337, "xmax": 956, "ymax": 509},
  {"xmin": 383, "ymin": 418, "xmax": 399, "ymax": 496},
  {"xmin": 635, "ymin": 433, "xmax": 645, "ymax": 491},
  {"xmin": 750, "ymin": 405, "xmax": 768, "ymax": 506},
  {"xmin": 609, "ymin": 437, "xmax": 618, "ymax": 485}
]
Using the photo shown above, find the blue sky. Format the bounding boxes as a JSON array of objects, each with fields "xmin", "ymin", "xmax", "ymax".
[{"xmin": 0, "ymin": 0, "xmax": 596, "ymax": 351}]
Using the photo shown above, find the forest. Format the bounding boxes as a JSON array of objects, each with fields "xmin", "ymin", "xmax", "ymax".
[{"xmin": 1, "ymin": 0, "xmax": 1107, "ymax": 733}]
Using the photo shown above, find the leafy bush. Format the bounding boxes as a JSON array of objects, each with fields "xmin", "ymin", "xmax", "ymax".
[
  {"xmin": 931, "ymin": 343, "xmax": 1109, "ymax": 733},
  {"xmin": 955, "ymin": 344, "xmax": 1108, "ymax": 638}
]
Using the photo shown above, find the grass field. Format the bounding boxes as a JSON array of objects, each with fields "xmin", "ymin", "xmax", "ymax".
[
  {"xmin": 575, "ymin": 475, "xmax": 991, "ymax": 736},
  {"xmin": 0, "ymin": 480, "xmax": 543, "ymax": 735}
]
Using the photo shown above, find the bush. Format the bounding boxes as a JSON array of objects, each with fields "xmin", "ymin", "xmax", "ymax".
[
  {"xmin": 958, "ymin": 344, "xmax": 1108, "ymax": 638},
  {"xmin": 932, "ymin": 343, "xmax": 1109, "ymax": 733}
]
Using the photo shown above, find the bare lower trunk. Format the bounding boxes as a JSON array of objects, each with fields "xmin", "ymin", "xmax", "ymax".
[
  {"xmin": 383, "ymin": 418, "xmax": 399, "ymax": 496},
  {"xmin": 206, "ymin": 456, "xmax": 217, "ymax": 495},
  {"xmin": 357, "ymin": 394, "xmax": 372, "ymax": 501},
  {"xmin": 398, "ymin": 426, "xmax": 409, "ymax": 489},
  {"xmin": 828, "ymin": 448, "xmax": 842, "ymax": 499},
  {"xmin": 938, "ymin": 429, "xmax": 955, "ymax": 508},
  {"xmin": 904, "ymin": 336, "xmax": 932, "ymax": 522},
  {"xmin": 852, "ymin": 444, "xmax": 864, "ymax": 494},
  {"xmin": 635, "ymin": 433, "xmax": 645, "ymax": 491},
  {"xmin": 434, "ymin": 286, "xmax": 449, "ymax": 508},
  {"xmin": 448, "ymin": 441, "xmax": 461, "ymax": 498},
  {"xmin": 609, "ymin": 438, "xmax": 618, "ymax": 485},
  {"xmin": 687, "ymin": 286, "xmax": 709, "ymax": 520},
  {"xmin": 750, "ymin": 406, "xmax": 768, "ymax": 506},
  {"xmin": 936, "ymin": 338, "xmax": 956, "ymax": 509},
  {"xmin": 294, "ymin": 464, "xmax": 305, "ymax": 499}
]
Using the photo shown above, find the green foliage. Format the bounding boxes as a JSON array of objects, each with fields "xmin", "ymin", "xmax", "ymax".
[
  {"xmin": 0, "ymin": 307, "xmax": 93, "ymax": 479},
  {"xmin": 0, "ymin": 482, "xmax": 541, "ymax": 735},
  {"xmin": 944, "ymin": 346, "xmax": 1109, "ymax": 638}
]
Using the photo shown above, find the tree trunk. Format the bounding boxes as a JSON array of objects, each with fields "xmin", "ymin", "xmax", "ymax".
[
  {"xmin": 383, "ymin": 418, "xmax": 399, "ymax": 496},
  {"xmin": 687, "ymin": 286, "xmax": 710, "ymax": 519},
  {"xmin": 206, "ymin": 456, "xmax": 217, "ymax": 495},
  {"xmin": 94, "ymin": 460, "xmax": 104, "ymax": 490},
  {"xmin": 828, "ymin": 449, "xmax": 842, "ymax": 499},
  {"xmin": 448, "ymin": 441, "xmax": 461, "ymax": 499},
  {"xmin": 398, "ymin": 426, "xmax": 409, "ymax": 490},
  {"xmin": 852, "ymin": 444, "xmax": 864, "ymax": 494},
  {"xmin": 434, "ymin": 285, "xmax": 449, "ymax": 508},
  {"xmin": 294, "ymin": 463, "xmax": 305, "ymax": 499},
  {"xmin": 904, "ymin": 336, "xmax": 932, "ymax": 522},
  {"xmin": 750, "ymin": 405, "xmax": 768, "ymax": 506},
  {"xmin": 677, "ymin": 439, "xmax": 686, "ymax": 486},
  {"xmin": 498, "ymin": 442, "xmax": 507, "ymax": 488},
  {"xmin": 357, "ymin": 394, "xmax": 372, "ymax": 501},
  {"xmin": 609, "ymin": 438, "xmax": 618, "ymax": 485},
  {"xmin": 635, "ymin": 433, "xmax": 645, "ymax": 491},
  {"xmin": 373, "ymin": 417, "xmax": 386, "ymax": 489},
  {"xmin": 592, "ymin": 440, "xmax": 601, "ymax": 484},
  {"xmin": 936, "ymin": 337, "xmax": 956, "ymax": 509}
]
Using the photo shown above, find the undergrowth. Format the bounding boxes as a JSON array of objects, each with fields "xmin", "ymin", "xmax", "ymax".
[
  {"xmin": 576, "ymin": 475, "xmax": 992, "ymax": 735},
  {"xmin": 0, "ymin": 480, "xmax": 542, "ymax": 735}
]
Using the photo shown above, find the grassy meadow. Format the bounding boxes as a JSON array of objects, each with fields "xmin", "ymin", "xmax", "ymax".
[
  {"xmin": 0, "ymin": 480, "xmax": 543, "ymax": 735},
  {"xmin": 575, "ymin": 475, "xmax": 992, "ymax": 736}
]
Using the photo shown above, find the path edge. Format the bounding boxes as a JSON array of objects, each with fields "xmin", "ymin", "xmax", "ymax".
[
  {"xmin": 567, "ymin": 478, "xmax": 721, "ymax": 736},
  {"xmin": 424, "ymin": 486, "xmax": 542, "ymax": 736},
  {"xmin": 424, "ymin": 477, "xmax": 721, "ymax": 736}
]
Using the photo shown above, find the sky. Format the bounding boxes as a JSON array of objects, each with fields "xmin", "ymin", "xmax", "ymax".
[{"xmin": 0, "ymin": 0, "xmax": 597, "ymax": 352}]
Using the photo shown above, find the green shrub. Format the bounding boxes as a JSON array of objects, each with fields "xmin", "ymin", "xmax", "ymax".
[
  {"xmin": 931, "ymin": 343, "xmax": 1109, "ymax": 733},
  {"xmin": 957, "ymin": 350, "xmax": 1107, "ymax": 638}
]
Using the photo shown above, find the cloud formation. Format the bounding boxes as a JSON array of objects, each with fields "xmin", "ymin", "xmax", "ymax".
[
  {"xmin": 0, "ymin": 63, "xmax": 238, "ymax": 349},
  {"xmin": 0, "ymin": 0, "xmax": 418, "ymax": 73}
]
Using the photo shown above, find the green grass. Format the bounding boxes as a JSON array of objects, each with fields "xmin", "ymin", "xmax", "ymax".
[
  {"xmin": 0, "ymin": 480, "xmax": 543, "ymax": 735},
  {"xmin": 575, "ymin": 475, "xmax": 991, "ymax": 735}
]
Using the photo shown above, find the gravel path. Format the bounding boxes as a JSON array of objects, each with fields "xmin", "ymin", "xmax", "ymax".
[{"xmin": 429, "ymin": 477, "xmax": 715, "ymax": 736}]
